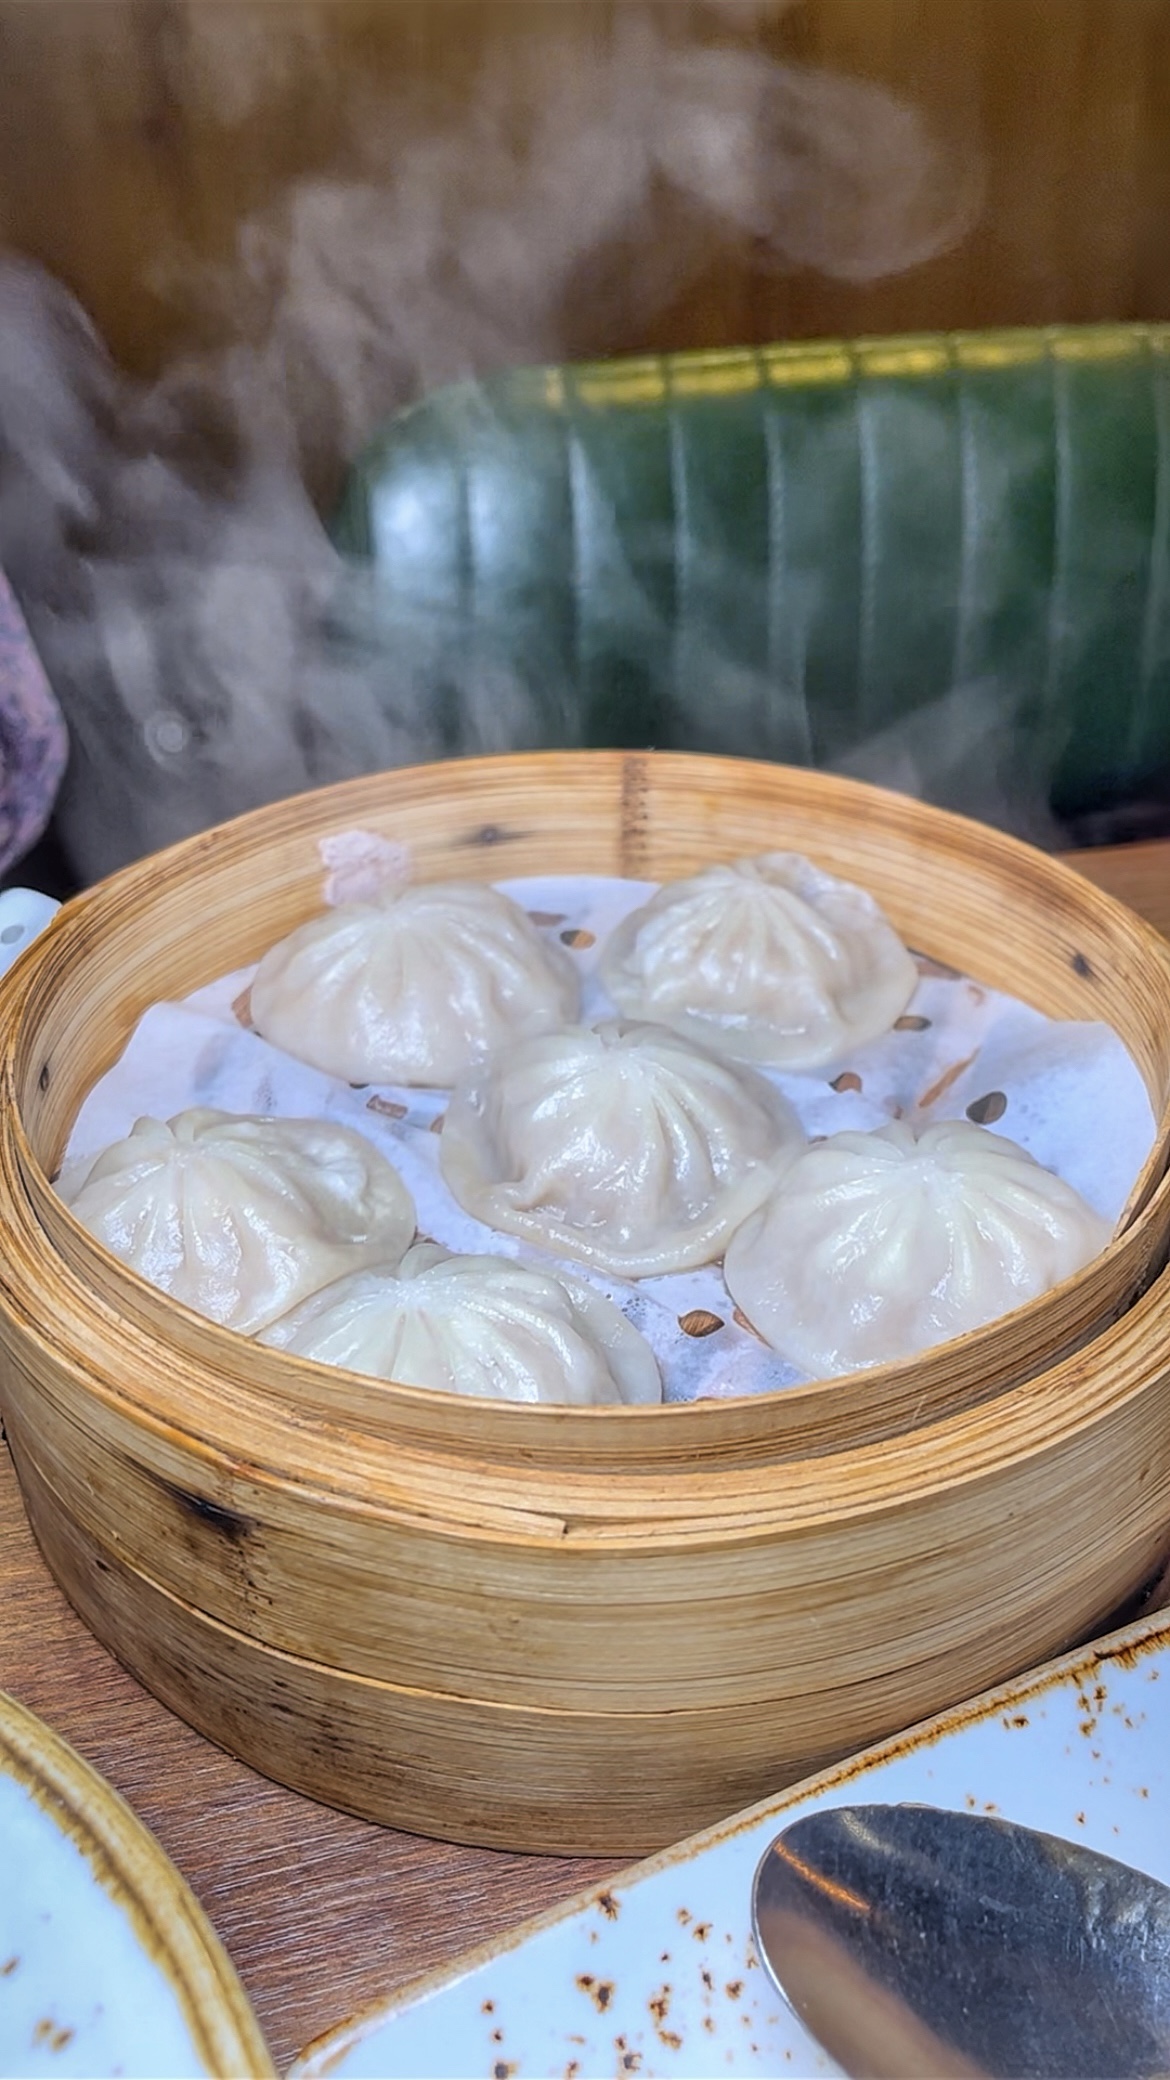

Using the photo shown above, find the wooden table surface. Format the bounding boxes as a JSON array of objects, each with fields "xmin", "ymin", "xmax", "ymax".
[{"xmin": 1, "ymin": 837, "xmax": 1167, "ymax": 2075}]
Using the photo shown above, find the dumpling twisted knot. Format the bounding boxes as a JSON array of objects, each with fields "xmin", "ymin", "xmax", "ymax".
[
  {"xmin": 262, "ymin": 1242, "xmax": 662, "ymax": 1406},
  {"xmin": 724, "ymin": 1117, "xmax": 1113, "ymax": 1377},
  {"xmin": 600, "ymin": 852, "xmax": 918, "ymax": 1069},
  {"xmin": 440, "ymin": 1018, "xmax": 805, "ymax": 1276},
  {"xmin": 251, "ymin": 880, "xmax": 579, "ymax": 1088}
]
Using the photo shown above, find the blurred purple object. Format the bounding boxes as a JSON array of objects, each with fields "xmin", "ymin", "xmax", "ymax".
[{"xmin": 0, "ymin": 567, "xmax": 67, "ymax": 874}]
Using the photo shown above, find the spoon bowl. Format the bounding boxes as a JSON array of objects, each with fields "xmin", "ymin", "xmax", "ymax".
[{"xmin": 751, "ymin": 1803, "xmax": 1170, "ymax": 2078}]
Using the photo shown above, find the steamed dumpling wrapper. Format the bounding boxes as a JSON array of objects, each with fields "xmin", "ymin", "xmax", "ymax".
[
  {"xmin": 724, "ymin": 1118, "xmax": 1114, "ymax": 1378},
  {"xmin": 250, "ymin": 879, "xmax": 579, "ymax": 1088},
  {"xmin": 440, "ymin": 1018, "xmax": 805, "ymax": 1277},
  {"xmin": 262, "ymin": 1242, "xmax": 662, "ymax": 1406},
  {"xmin": 59, "ymin": 1107, "xmax": 416, "ymax": 1332},
  {"xmin": 599, "ymin": 853, "xmax": 918, "ymax": 1070}
]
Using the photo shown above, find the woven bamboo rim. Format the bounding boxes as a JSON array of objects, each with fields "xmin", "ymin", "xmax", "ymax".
[
  {"xmin": 5, "ymin": 1244, "xmax": 1170, "ymax": 1844},
  {"xmin": 3, "ymin": 1199, "xmax": 1169, "ymax": 1695},
  {"xmin": 4, "ymin": 754, "xmax": 1170, "ymax": 1846},
  {"xmin": 16, "ymin": 1448, "xmax": 1167, "ymax": 1857},
  {"xmin": 0, "ymin": 754, "xmax": 1166, "ymax": 1708},
  {"xmin": 5, "ymin": 752, "xmax": 1170, "ymax": 1472}
]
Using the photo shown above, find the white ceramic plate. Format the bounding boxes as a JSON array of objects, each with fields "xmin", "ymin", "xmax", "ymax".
[
  {"xmin": 0, "ymin": 1686, "xmax": 272, "ymax": 2078},
  {"xmin": 292, "ymin": 1608, "xmax": 1170, "ymax": 2079}
]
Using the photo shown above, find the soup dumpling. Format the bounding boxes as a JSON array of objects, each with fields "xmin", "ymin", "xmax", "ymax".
[
  {"xmin": 59, "ymin": 1107, "xmax": 416, "ymax": 1333},
  {"xmin": 440, "ymin": 1018, "xmax": 804, "ymax": 1277},
  {"xmin": 723, "ymin": 1118, "xmax": 1113, "ymax": 1378},
  {"xmin": 251, "ymin": 881, "xmax": 579, "ymax": 1088},
  {"xmin": 262, "ymin": 1242, "xmax": 662, "ymax": 1406},
  {"xmin": 599, "ymin": 853, "xmax": 918, "ymax": 1070}
]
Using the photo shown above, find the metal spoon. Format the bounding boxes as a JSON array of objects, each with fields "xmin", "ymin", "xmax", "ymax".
[{"xmin": 751, "ymin": 1803, "xmax": 1170, "ymax": 2078}]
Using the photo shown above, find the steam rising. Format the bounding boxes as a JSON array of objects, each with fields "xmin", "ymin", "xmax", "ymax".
[{"xmin": 0, "ymin": 12, "xmax": 983, "ymax": 883}]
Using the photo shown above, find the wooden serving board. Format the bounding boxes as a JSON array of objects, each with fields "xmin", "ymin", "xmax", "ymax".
[
  {"xmin": 0, "ymin": 1444, "xmax": 624, "ymax": 2070},
  {"xmin": 0, "ymin": 837, "xmax": 1163, "ymax": 2073}
]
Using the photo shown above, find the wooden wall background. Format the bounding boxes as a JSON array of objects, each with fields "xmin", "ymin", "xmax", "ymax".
[{"xmin": 0, "ymin": 0, "xmax": 1168, "ymax": 385}]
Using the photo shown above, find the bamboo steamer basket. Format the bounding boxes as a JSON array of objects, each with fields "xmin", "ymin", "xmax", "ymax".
[{"xmin": 3, "ymin": 751, "xmax": 1170, "ymax": 1853}]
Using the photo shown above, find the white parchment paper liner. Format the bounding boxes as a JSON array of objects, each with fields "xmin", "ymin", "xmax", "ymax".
[{"xmin": 62, "ymin": 874, "xmax": 1155, "ymax": 1403}]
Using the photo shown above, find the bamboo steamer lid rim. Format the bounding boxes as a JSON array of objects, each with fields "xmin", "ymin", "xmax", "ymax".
[
  {"xmin": 3, "ymin": 1183, "xmax": 1169, "ymax": 1547},
  {"xmin": 3, "ymin": 749, "xmax": 1170, "ymax": 1479},
  {"xmin": 6, "ymin": 1048, "xmax": 1165, "ymax": 1555}
]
